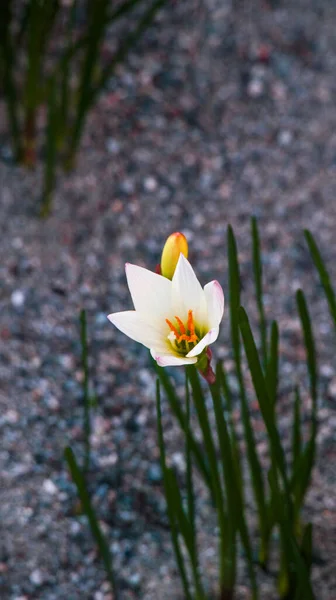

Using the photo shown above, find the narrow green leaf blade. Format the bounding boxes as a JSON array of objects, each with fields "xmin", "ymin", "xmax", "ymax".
[
  {"xmin": 64, "ymin": 446, "xmax": 117, "ymax": 595},
  {"xmin": 155, "ymin": 362, "xmax": 214, "ymax": 499},
  {"xmin": 305, "ymin": 229, "xmax": 336, "ymax": 335},
  {"xmin": 251, "ymin": 216, "xmax": 268, "ymax": 366},
  {"xmin": 239, "ymin": 307, "xmax": 289, "ymax": 491},
  {"xmin": 265, "ymin": 320, "xmax": 279, "ymax": 407},
  {"xmin": 156, "ymin": 381, "xmax": 192, "ymax": 600}
]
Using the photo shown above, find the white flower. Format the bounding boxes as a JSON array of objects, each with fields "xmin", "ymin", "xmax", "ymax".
[{"xmin": 108, "ymin": 254, "xmax": 224, "ymax": 367}]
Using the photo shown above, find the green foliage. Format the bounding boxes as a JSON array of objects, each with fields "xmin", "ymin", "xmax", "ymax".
[
  {"xmin": 0, "ymin": 0, "xmax": 168, "ymax": 215},
  {"xmin": 156, "ymin": 220, "xmax": 321, "ymax": 599},
  {"xmin": 66, "ymin": 222, "xmax": 334, "ymax": 598}
]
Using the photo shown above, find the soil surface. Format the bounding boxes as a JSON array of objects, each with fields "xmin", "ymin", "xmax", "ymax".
[{"xmin": 0, "ymin": 1, "xmax": 335, "ymax": 599}]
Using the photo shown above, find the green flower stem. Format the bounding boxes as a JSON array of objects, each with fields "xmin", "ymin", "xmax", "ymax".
[
  {"xmin": 185, "ymin": 372, "xmax": 205, "ymax": 599},
  {"xmin": 187, "ymin": 366, "xmax": 231, "ymax": 595}
]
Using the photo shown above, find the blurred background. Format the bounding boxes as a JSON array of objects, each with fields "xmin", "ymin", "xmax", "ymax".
[{"xmin": 0, "ymin": 1, "xmax": 335, "ymax": 598}]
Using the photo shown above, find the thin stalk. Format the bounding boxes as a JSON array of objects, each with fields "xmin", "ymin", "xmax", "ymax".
[
  {"xmin": 156, "ymin": 381, "xmax": 193, "ymax": 600},
  {"xmin": 251, "ymin": 216, "xmax": 268, "ymax": 367},
  {"xmin": 187, "ymin": 366, "xmax": 231, "ymax": 596},
  {"xmin": 227, "ymin": 225, "xmax": 269, "ymax": 565},
  {"xmin": 185, "ymin": 371, "xmax": 206, "ymax": 599}
]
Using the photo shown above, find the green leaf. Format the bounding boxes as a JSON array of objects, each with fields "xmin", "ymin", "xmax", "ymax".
[
  {"xmin": 265, "ymin": 320, "xmax": 279, "ymax": 407},
  {"xmin": 216, "ymin": 361, "xmax": 243, "ymax": 494},
  {"xmin": 296, "ymin": 290, "xmax": 318, "ymax": 408},
  {"xmin": 156, "ymin": 381, "xmax": 193, "ymax": 600},
  {"xmin": 185, "ymin": 372, "xmax": 196, "ymax": 553},
  {"xmin": 305, "ymin": 229, "xmax": 336, "ymax": 335},
  {"xmin": 211, "ymin": 368, "xmax": 258, "ymax": 599},
  {"xmin": 251, "ymin": 216, "xmax": 268, "ymax": 366},
  {"xmin": 64, "ymin": 446, "xmax": 117, "ymax": 596},
  {"xmin": 238, "ymin": 307, "xmax": 289, "ymax": 493},
  {"xmin": 268, "ymin": 469, "xmax": 315, "ymax": 600},
  {"xmin": 292, "ymin": 386, "xmax": 302, "ymax": 473},
  {"xmin": 301, "ymin": 522, "xmax": 313, "ymax": 574},
  {"xmin": 187, "ymin": 366, "xmax": 230, "ymax": 591},
  {"xmin": 154, "ymin": 362, "xmax": 214, "ymax": 499},
  {"xmin": 228, "ymin": 226, "xmax": 269, "ymax": 559}
]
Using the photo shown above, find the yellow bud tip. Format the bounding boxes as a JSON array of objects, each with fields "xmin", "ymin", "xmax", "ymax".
[{"xmin": 160, "ymin": 232, "xmax": 188, "ymax": 280}]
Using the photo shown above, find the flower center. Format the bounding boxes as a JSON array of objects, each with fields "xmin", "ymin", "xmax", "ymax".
[{"xmin": 166, "ymin": 310, "xmax": 199, "ymax": 349}]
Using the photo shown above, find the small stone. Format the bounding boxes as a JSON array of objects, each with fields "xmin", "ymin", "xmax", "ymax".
[
  {"xmin": 147, "ymin": 463, "xmax": 162, "ymax": 483},
  {"xmin": 29, "ymin": 569, "xmax": 44, "ymax": 586},
  {"xmin": 278, "ymin": 130, "xmax": 293, "ymax": 147},
  {"xmin": 3, "ymin": 409, "xmax": 19, "ymax": 424},
  {"xmin": 128, "ymin": 572, "xmax": 141, "ymax": 589},
  {"xmin": 11, "ymin": 290, "xmax": 25, "ymax": 308},
  {"xmin": 143, "ymin": 176, "xmax": 158, "ymax": 192},
  {"xmin": 247, "ymin": 79, "xmax": 264, "ymax": 98},
  {"xmin": 45, "ymin": 396, "xmax": 60, "ymax": 411},
  {"xmin": 106, "ymin": 138, "xmax": 120, "ymax": 154},
  {"xmin": 42, "ymin": 479, "xmax": 58, "ymax": 495}
]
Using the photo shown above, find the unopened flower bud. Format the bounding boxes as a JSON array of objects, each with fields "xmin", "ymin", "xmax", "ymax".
[{"xmin": 160, "ymin": 232, "xmax": 188, "ymax": 280}]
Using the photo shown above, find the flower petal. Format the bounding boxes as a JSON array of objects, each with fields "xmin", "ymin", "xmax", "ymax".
[
  {"xmin": 186, "ymin": 327, "xmax": 219, "ymax": 357},
  {"xmin": 151, "ymin": 349, "xmax": 198, "ymax": 367},
  {"xmin": 125, "ymin": 263, "xmax": 173, "ymax": 323},
  {"xmin": 172, "ymin": 254, "xmax": 207, "ymax": 325},
  {"xmin": 204, "ymin": 280, "xmax": 225, "ymax": 328},
  {"xmin": 108, "ymin": 311, "xmax": 168, "ymax": 352}
]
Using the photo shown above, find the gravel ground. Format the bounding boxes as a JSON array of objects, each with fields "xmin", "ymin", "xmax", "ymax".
[{"xmin": 0, "ymin": 0, "xmax": 336, "ymax": 598}]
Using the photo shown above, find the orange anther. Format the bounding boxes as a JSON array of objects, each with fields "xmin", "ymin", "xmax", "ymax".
[
  {"xmin": 166, "ymin": 310, "xmax": 198, "ymax": 345},
  {"xmin": 175, "ymin": 315, "xmax": 186, "ymax": 334},
  {"xmin": 166, "ymin": 319, "xmax": 180, "ymax": 338},
  {"xmin": 187, "ymin": 310, "xmax": 196, "ymax": 335}
]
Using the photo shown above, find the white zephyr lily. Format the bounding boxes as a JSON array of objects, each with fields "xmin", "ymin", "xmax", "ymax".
[{"xmin": 108, "ymin": 254, "xmax": 224, "ymax": 367}]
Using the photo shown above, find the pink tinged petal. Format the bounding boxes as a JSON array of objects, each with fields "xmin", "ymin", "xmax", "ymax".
[
  {"xmin": 125, "ymin": 263, "xmax": 173, "ymax": 322},
  {"xmin": 172, "ymin": 254, "xmax": 207, "ymax": 323},
  {"xmin": 107, "ymin": 311, "xmax": 168, "ymax": 352},
  {"xmin": 186, "ymin": 327, "xmax": 219, "ymax": 358},
  {"xmin": 204, "ymin": 280, "xmax": 225, "ymax": 329},
  {"xmin": 151, "ymin": 351, "xmax": 198, "ymax": 367}
]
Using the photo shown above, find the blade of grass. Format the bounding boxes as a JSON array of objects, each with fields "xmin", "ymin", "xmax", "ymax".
[
  {"xmin": 304, "ymin": 229, "xmax": 336, "ymax": 335},
  {"xmin": 64, "ymin": 446, "xmax": 117, "ymax": 596},
  {"xmin": 292, "ymin": 386, "xmax": 302, "ymax": 474},
  {"xmin": 268, "ymin": 468, "xmax": 315, "ymax": 600},
  {"xmin": 154, "ymin": 362, "xmax": 214, "ymax": 499},
  {"xmin": 216, "ymin": 361, "xmax": 243, "ymax": 495},
  {"xmin": 294, "ymin": 290, "xmax": 318, "ymax": 515},
  {"xmin": 156, "ymin": 381, "xmax": 193, "ymax": 600},
  {"xmin": 296, "ymin": 290, "xmax": 318, "ymax": 411},
  {"xmin": 187, "ymin": 366, "xmax": 232, "ymax": 595},
  {"xmin": 251, "ymin": 216, "xmax": 268, "ymax": 366},
  {"xmin": 228, "ymin": 225, "xmax": 269, "ymax": 565},
  {"xmin": 265, "ymin": 320, "xmax": 279, "ymax": 407},
  {"xmin": 238, "ymin": 307, "xmax": 289, "ymax": 494},
  {"xmin": 211, "ymin": 368, "xmax": 258, "ymax": 600},
  {"xmin": 185, "ymin": 371, "xmax": 196, "ymax": 554}
]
